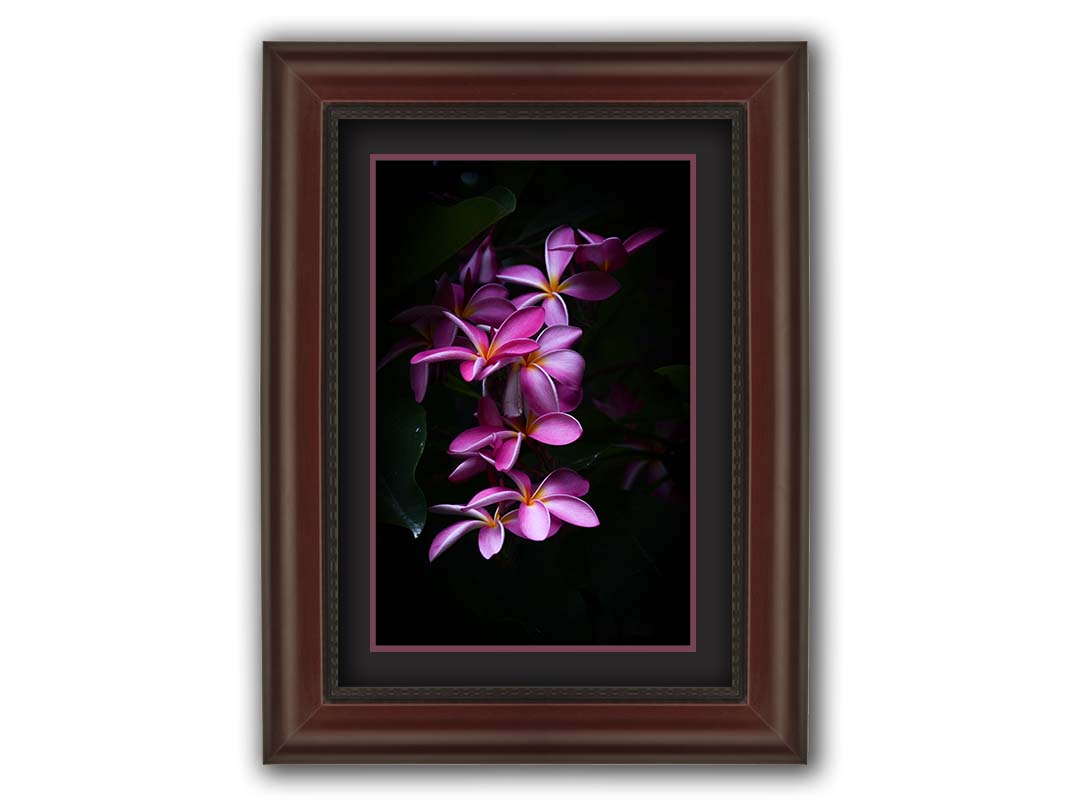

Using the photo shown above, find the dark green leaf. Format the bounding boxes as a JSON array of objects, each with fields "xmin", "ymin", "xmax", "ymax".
[
  {"xmin": 376, "ymin": 397, "xmax": 427, "ymax": 538},
  {"xmin": 513, "ymin": 196, "xmax": 615, "ymax": 245},
  {"xmin": 563, "ymin": 445, "xmax": 627, "ymax": 475},
  {"xmin": 654, "ymin": 365, "xmax": 690, "ymax": 396},
  {"xmin": 380, "ymin": 186, "xmax": 517, "ymax": 295},
  {"xmin": 441, "ymin": 373, "xmax": 483, "ymax": 400}
]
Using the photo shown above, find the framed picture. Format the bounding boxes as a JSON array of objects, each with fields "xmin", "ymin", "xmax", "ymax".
[{"xmin": 262, "ymin": 42, "xmax": 809, "ymax": 763}]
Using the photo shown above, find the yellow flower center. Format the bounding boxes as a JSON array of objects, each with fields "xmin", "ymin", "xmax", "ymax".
[{"xmin": 521, "ymin": 350, "xmax": 544, "ymax": 368}]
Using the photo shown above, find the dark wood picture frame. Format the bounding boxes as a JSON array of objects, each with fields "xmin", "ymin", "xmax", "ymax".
[{"xmin": 262, "ymin": 42, "xmax": 809, "ymax": 763}]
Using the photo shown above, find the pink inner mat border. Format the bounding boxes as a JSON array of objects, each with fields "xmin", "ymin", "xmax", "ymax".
[{"xmin": 369, "ymin": 154, "xmax": 697, "ymax": 653}]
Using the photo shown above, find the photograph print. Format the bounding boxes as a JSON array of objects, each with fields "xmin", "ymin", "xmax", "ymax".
[{"xmin": 370, "ymin": 156, "xmax": 696, "ymax": 649}]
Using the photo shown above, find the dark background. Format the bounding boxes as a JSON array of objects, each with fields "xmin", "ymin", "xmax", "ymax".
[{"xmin": 338, "ymin": 118, "xmax": 734, "ymax": 686}]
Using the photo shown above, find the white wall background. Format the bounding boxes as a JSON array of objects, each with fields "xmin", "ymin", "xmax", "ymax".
[{"xmin": 2, "ymin": 1, "xmax": 1065, "ymax": 796}]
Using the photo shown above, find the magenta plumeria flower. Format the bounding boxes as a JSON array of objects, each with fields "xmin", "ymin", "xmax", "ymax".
[
  {"xmin": 552, "ymin": 227, "xmax": 664, "ymax": 273},
  {"xmin": 427, "ymin": 468, "xmax": 599, "ymax": 560},
  {"xmin": 379, "ymin": 277, "xmax": 457, "ymax": 402},
  {"xmin": 619, "ymin": 420, "xmax": 684, "ymax": 500},
  {"xmin": 448, "ymin": 397, "xmax": 583, "ymax": 471},
  {"xmin": 458, "ymin": 232, "xmax": 502, "ymax": 284},
  {"xmin": 386, "ymin": 277, "xmax": 512, "ymax": 402},
  {"xmin": 592, "ymin": 382, "xmax": 643, "ymax": 421},
  {"xmin": 395, "ymin": 281, "xmax": 515, "ymax": 330},
  {"xmin": 446, "ymin": 397, "xmax": 502, "ymax": 482},
  {"xmin": 411, "ymin": 306, "xmax": 544, "ymax": 382},
  {"xmin": 502, "ymin": 324, "xmax": 585, "ymax": 416},
  {"xmin": 498, "ymin": 226, "xmax": 621, "ymax": 325},
  {"xmin": 449, "ymin": 282, "xmax": 515, "ymax": 327},
  {"xmin": 622, "ymin": 455, "xmax": 674, "ymax": 500},
  {"xmin": 447, "ymin": 451, "xmax": 493, "ymax": 483},
  {"xmin": 426, "ymin": 502, "xmax": 515, "ymax": 561},
  {"xmin": 465, "ymin": 469, "xmax": 599, "ymax": 542},
  {"xmin": 398, "ymin": 215, "xmax": 662, "ymax": 564}
]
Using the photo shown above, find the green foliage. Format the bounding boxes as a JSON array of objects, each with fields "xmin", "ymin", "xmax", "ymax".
[
  {"xmin": 380, "ymin": 186, "xmax": 516, "ymax": 295},
  {"xmin": 655, "ymin": 365, "xmax": 690, "ymax": 397},
  {"xmin": 376, "ymin": 394, "xmax": 428, "ymax": 538}
]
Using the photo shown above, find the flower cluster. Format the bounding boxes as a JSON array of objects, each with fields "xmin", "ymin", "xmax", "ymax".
[{"xmin": 389, "ymin": 224, "xmax": 662, "ymax": 562}]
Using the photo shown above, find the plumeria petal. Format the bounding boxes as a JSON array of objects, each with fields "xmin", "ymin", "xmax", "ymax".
[
  {"xmin": 467, "ymin": 298, "xmax": 515, "ymax": 326},
  {"xmin": 428, "ymin": 519, "xmax": 484, "ymax": 562},
  {"xmin": 465, "ymin": 485, "xmax": 523, "ymax": 508},
  {"xmin": 565, "ymin": 237, "xmax": 629, "ymax": 271},
  {"xmin": 517, "ymin": 499, "xmax": 552, "ymax": 541},
  {"xmin": 458, "ymin": 243, "xmax": 480, "ymax": 284},
  {"xmin": 377, "ymin": 337, "xmax": 423, "ymax": 370},
  {"xmin": 647, "ymin": 459, "xmax": 673, "ymax": 499},
  {"xmin": 490, "ymin": 338, "xmax": 540, "ymax": 358},
  {"xmin": 593, "ymin": 384, "xmax": 642, "ymax": 421},
  {"xmin": 499, "ymin": 509, "xmax": 523, "ymax": 537},
  {"xmin": 493, "ymin": 432, "xmax": 524, "ymax": 471},
  {"xmin": 468, "ymin": 283, "xmax": 509, "ymax": 302},
  {"xmin": 512, "ymin": 291, "xmax": 548, "ymax": 309},
  {"xmin": 544, "ymin": 225, "xmax": 576, "ymax": 285},
  {"xmin": 410, "ymin": 362, "xmax": 429, "ymax": 403},
  {"xmin": 497, "ymin": 265, "xmax": 550, "ymax": 291},
  {"xmin": 529, "ymin": 412, "xmax": 583, "ymax": 445},
  {"xmin": 449, "ymin": 283, "xmax": 466, "ymax": 310},
  {"xmin": 537, "ymin": 468, "xmax": 590, "ymax": 498},
  {"xmin": 542, "ymin": 293, "xmax": 569, "ymax": 326},
  {"xmin": 411, "ymin": 346, "xmax": 474, "ymax": 365},
  {"xmin": 520, "ymin": 364, "xmax": 560, "ymax": 415},
  {"xmin": 431, "ymin": 320, "xmax": 457, "ymax": 348},
  {"xmin": 537, "ymin": 349, "xmax": 585, "ymax": 387},
  {"xmin": 623, "ymin": 227, "xmax": 664, "ymax": 253},
  {"xmin": 505, "ymin": 470, "xmax": 534, "ymax": 497},
  {"xmin": 647, "ymin": 459, "xmax": 669, "ymax": 482},
  {"xmin": 621, "ymin": 459, "xmax": 649, "ymax": 490},
  {"xmin": 428, "ymin": 504, "xmax": 488, "ymax": 519},
  {"xmin": 433, "ymin": 274, "xmax": 457, "ymax": 308},
  {"xmin": 448, "ymin": 456, "xmax": 489, "ymax": 483},
  {"xmin": 535, "ymin": 324, "xmax": 582, "ymax": 352},
  {"xmin": 478, "ymin": 524, "xmax": 506, "ymax": 559},
  {"xmin": 501, "ymin": 510, "xmax": 563, "ymax": 540},
  {"xmin": 442, "ymin": 311, "xmax": 489, "ymax": 354},
  {"xmin": 540, "ymin": 495, "xmax": 600, "ymax": 527},
  {"xmin": 459, "ymin": 235, "xmax": 500, "ymax": 283},
  {"xmin": 594, "ymin": 238, "xmax": 630, "ymax": 271},
  {"xmin": 492, "ymin": 307, "xmax": 546, "ymax": 346},
  {"xmin": 577, "ymin": 228, "xmax": 605, "ymax": 244},
  {"xmin": 448, "ymin": 425, "xmax": 501, "ymax": 454},
  {"xmin": 557, "ymin": 382, "xmax": 583, "ymax": 413},
  {"xmin": 459, "ymin": 356, "xmax": 485, "ymax": 382},
  {"xmin": 477, "ymin": 396, "xmax": 504, "ymax": 427},
  {"xmin": 474, "ymin": 359, "xmax": 510, "ymax": 382},
  {"xmin": 558, "ymin": 271, "xmax": 620, "ymax": 301}
]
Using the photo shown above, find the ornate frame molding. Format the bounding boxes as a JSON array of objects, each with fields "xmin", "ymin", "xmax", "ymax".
[{"xmin": 262, "ymin": 42, "xmax": 808, "ymax": 763}]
